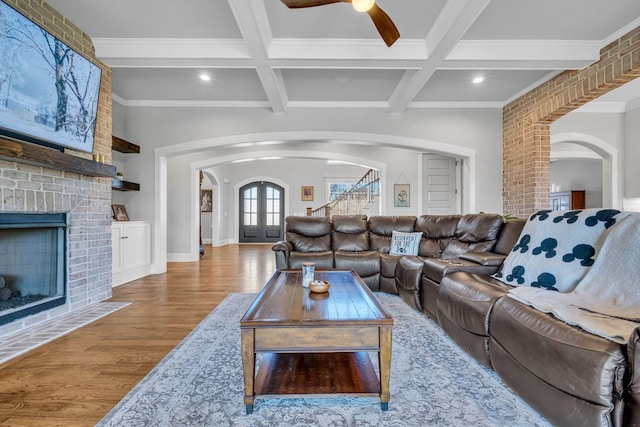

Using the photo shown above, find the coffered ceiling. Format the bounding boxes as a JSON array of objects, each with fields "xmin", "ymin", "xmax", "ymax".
[{"xmin": 46, "ymin": 0, "xmax": 640, "ymax": 113}]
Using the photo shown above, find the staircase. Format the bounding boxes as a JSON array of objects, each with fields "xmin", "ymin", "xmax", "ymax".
[{"xmin": 307, "ymin": 169, "xmax": 380, "ymax": 218}]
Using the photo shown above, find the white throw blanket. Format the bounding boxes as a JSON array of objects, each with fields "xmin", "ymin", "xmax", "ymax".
[{"xmin": 508, "ymin": 213, "xmax": 640, "ymax": 344}]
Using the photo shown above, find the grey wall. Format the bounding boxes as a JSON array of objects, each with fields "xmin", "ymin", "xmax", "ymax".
[
  {"xmin": 550, "ymin": 159, "xmax": 603, "ymax": 208},
  {"xmin": 114, "ymin": 106, "xmax": 503, "ymax": 260},
  {"xmin": 625, "ymin": 108, "xmax": 640, "ymax": 200}
]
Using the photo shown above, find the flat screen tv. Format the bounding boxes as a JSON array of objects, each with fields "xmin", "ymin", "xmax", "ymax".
[{"xmin": 0, "ymin": 0, "xmax": 102, "ymax": 154}]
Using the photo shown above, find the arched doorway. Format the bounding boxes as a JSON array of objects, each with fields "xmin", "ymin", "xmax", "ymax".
[{"xmin": 239, "ymin": 181, "xmax": 284, "ymax": 243}]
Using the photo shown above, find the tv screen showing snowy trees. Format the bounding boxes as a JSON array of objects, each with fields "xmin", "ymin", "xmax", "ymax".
[{"xmin": 0, "ymin": 1, "xmax": 102, "ymax": 153}]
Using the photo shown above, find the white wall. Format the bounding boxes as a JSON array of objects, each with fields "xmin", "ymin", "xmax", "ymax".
[
  {"xmin": 550, "ymin": 159, "xmax": 602, "ymax": 208},
  {"xmin": 624, "ymin": 108, "xmax": 640, "ymax": 200},
  {"xmin": 115, "ymin": 106, "xmax": 503, "ymax": 262}
]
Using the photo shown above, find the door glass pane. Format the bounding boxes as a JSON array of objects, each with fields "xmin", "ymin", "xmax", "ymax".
[{"xmin": 243, "ymin": 187, "xmax": 258, "ymax": 226}]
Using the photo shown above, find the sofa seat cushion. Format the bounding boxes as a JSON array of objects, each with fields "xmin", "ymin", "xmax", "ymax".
[
  {"xmin": 378, "ymin": 253, "xmax": 402, "ymax": 295},
  {"xmin": 289, "ymin": 251, "xmax": 334, "ymax": 269},
  {"xmin": 334, "ymin": 251, "xmax": 380, "ymax": 276},
  {"xmin": 438, "ymin": 272, "xmax": 511, "ymax": 336},
  {"xmin": 334, "ymin": 251, "xmax": 381, "ymax": 291},
  {"xmin": 394, "ymin": 255, "xmax": 424, "ymax": 311},
  {"xmin": 490, "ymin": 296, "xmax": 628, "ymax": 408},
  {"xmin": 422, "ymin": 258, "xmax": 501, "ymax": 283}
]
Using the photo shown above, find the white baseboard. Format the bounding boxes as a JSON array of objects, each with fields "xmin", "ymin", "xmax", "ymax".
[
  {"xmin": 167, "ymin": 252, "xmax": 199, "ymax": 262},
  {"xmin": 623, "ymin": 198, "xmax": 640, "ymax": 212},
  {"xmin": 113, "ymin": 265, "xmax": 152, "ymax": 287}
]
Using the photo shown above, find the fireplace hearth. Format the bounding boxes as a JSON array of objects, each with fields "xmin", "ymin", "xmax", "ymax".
[{"xmin": 0, "ymin": 213, "xmax": 67, "ymax": 326}]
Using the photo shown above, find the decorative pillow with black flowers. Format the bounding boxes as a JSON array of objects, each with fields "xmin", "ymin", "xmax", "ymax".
[{"xmin": 493, "ymin": 208, "xmax": 627, "ymax": 292}]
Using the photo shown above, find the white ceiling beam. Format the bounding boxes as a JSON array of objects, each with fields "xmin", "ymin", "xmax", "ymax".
[
  {"xmin": 93, "ymin": 38, "xmax": 251, "ymax": 61},
  {"xmin": 269, "ymin": 39, "xmax": 428, "ymax": 61},
  {"xmin": 447, "ymin": 40, "xmax": 600, "ymax": 62},
  {"xmin": 388, "ymin": 0, "xmax": 492, "ymax": 114},
  {"xmin": 94, "ymin": 37, "xmax": 597, "ymax": 71},
  {"xmin": 227, "ymin": 0, "xmax": 287, "ymax": 113}
]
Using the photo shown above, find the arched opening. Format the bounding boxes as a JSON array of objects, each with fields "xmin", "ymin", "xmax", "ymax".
[
  {"xmin": 550, "ymin": 132, "xmax": 619, "ymax": 209},
  {"xmin": 151, "ymin": 132, "xmax": 477, "ymax": 270}
]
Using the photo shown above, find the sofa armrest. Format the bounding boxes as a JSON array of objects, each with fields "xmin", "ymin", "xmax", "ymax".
[
  {"xmin": 272, "ymin": 240, "xmax": 293, "ymax": 253},
  {"xmin": 459, "ymin": 252, "xmax": 506, "ymax": 267},
  {"xmin": 271, "ymin": 240, "xmax": 293, "ymax": 269}
]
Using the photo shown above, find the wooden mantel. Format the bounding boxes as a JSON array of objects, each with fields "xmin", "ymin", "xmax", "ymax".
[{"xmin": 0, "ymin": 137, "xmax": 116, "ymax": 178}]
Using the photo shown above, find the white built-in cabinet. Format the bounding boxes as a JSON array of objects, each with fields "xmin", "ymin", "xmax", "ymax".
[{"xmin": 112, "ymin": 221, "xmax": 152, "ymax": 287}]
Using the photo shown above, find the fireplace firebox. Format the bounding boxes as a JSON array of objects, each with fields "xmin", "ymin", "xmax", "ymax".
[{"xmin": 0, "ymin": 213, "xmax": 67, "ymax": 326}]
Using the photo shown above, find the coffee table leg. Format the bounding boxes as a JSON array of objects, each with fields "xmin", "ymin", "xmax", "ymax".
[
  {"xmin": 379, "ymin": 325, "xmax": 392, "ymax": 410},
  {"xmin": 241, "ymin": 328, "xmax": 255, "ymax": 414}
]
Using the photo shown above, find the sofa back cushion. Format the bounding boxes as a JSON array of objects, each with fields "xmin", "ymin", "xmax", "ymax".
[
  {"xmin": 332, "ymin": 215, "xmax": 369, "ymax": 251},
  {"xmin": 285, "ymin": 216, "xmax": 331, "ymax": 252},
  {"xmin": 368, "ymin": 216, "xmax": 417, "ymax": 252},
  {"xmin": 494, "ymin": 209, "xmax": 625, "ymax": 292},
  {"xmin": 415, "ymin": 215, "xmax": 460, "ymax": 258},
  {"xmin": 493, "ymin": 219, "xmax": 527, "ymax": 255},
  {"xmin": 441, "ymin": 213, "xmax": 504, "ymax": 258}
]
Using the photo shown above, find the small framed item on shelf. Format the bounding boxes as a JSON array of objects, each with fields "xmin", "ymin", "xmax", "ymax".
[{"xmin": 112, "ymin": 204, "xmax": 129, "ymax": 221}]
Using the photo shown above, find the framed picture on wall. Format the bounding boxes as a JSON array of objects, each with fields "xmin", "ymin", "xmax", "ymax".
[
  {"xmin": 301, "ymin": 186, "xmax": 314, "ymax": 201},
  {"xmin": 394, "ymin": 184, "xmax": 410, "ymax": 207},
  {"xmin": 112, "ymin": 204, "xmax": 129, "ymax": 221},
  {"xmin": 200, "ymin": 189, "xmax": 212, "ymax": 212}
]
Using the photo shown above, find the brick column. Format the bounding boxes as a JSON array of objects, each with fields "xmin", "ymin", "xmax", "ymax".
[{"xmin": 503, "ymin": 27, "xmax": 640, "ymax": 218}]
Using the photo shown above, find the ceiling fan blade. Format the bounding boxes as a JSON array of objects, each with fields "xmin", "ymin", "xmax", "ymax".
[
  {"xmin": 280, "ymin": 0, "xmax": 349, "ymax": 8},
  {"xmin": 367, "ymin": 3, "xmax": 400, "ymax": 47}
]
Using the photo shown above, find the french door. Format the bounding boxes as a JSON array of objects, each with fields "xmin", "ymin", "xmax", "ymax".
[{"xmin": 239, "ymin": 181, "xmax": 284, "ymax": 243}]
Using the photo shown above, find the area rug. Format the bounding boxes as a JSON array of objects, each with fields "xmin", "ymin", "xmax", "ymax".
[{"xmin": 97, "ymin": 293, "xmax": 551, "ymax": 426}]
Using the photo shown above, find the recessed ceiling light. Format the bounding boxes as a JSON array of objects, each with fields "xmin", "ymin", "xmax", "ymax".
[
  {"xmin": 199, "ymin": 73, "xmax": 211, "ymax": 82},
  {"xmin": 472, "ymin": 76, "xmax": 484, "ymax": 84}
]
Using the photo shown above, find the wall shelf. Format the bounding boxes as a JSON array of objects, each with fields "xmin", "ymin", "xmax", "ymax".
[
  {"xmin": 111, "ymin": 135, "xmax": 141, "ymax": 191},
  {"xmin": 0, "ymin": 137, "xmax": 116, "ymax": 178},
  {"xmin": 111, "ymin": 178, "xmax": 140, "ymax": 191},
  {"xmin": 112, "ymin": 135, "xmax": 140, "ymax": 153}
]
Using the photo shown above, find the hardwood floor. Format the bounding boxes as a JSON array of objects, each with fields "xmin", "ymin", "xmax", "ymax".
[{"xmin": 0, "ymin": 244, "xmax": 275, "ymax": 426}]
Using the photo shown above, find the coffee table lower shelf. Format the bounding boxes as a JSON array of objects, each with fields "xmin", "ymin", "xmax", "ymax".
[{"xmin": 248, "ymin": 351, "xmax": 385, "ymax": 413}]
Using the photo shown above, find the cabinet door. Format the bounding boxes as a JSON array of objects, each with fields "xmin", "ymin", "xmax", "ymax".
[
  {"xmin": 122, "ymin": 222, "xmax": 151, "ymax": 270},
  {"xmin": 112, "ymin": 224, "xmax": 123, "ymax": 273}
]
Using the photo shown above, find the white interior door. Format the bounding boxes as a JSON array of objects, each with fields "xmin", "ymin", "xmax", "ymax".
[{"xmin": 422, "ymin": 154, "xmax": 458, "ymax": 214}]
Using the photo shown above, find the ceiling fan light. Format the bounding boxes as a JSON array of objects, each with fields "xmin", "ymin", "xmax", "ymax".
[{"xmin": 352, "ymin": 0, "xmax": 375, "ymax": 13}]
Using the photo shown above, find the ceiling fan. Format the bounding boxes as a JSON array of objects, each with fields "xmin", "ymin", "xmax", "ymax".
[{"xmin": 280, "ymin": 0, "xmax": 400, "ymax": 47}]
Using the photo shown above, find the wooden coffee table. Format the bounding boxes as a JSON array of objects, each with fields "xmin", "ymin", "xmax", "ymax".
[{"xmin": 240, "ymin": 269, "xmax": 393, "ymax": 414}]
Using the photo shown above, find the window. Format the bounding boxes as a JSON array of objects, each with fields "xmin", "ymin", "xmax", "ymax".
[{"xmin": 326, "ymin": 179, "xmax": 358, "ymax": 202}]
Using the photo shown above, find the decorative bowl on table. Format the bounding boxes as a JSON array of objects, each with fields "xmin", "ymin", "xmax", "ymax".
[{"xmin": 308, "ymin": 279, "xmax": 330, "ymax": 293}]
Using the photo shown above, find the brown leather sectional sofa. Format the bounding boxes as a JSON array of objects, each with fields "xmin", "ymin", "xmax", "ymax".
[{"xmin": 271, "ymin": 213, "xmax": 639, "ymax": 427}]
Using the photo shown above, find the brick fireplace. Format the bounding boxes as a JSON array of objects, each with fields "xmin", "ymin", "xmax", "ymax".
[{"xmin": 0, "ymin": 0, "xmax": 114, "ymax": 339}]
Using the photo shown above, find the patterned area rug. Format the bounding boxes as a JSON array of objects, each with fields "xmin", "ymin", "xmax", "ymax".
[{"xmin": 97, "ymin": 293, "xmax": 551, "ymax": 426}]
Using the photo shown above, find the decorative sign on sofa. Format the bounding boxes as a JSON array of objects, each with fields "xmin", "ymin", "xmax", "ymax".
[
  {"xmin": 389, "ymin": 231, "xmax": 422, "ymax": 255},
  {"xmin": 0, "ymin": 1, "xmax": 102, "ymax": 154}
]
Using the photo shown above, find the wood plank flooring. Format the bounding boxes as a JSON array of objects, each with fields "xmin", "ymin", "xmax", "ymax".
[{"xmin": 0, "ymin": 244, "xmax": 275, "ymax": 426}]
